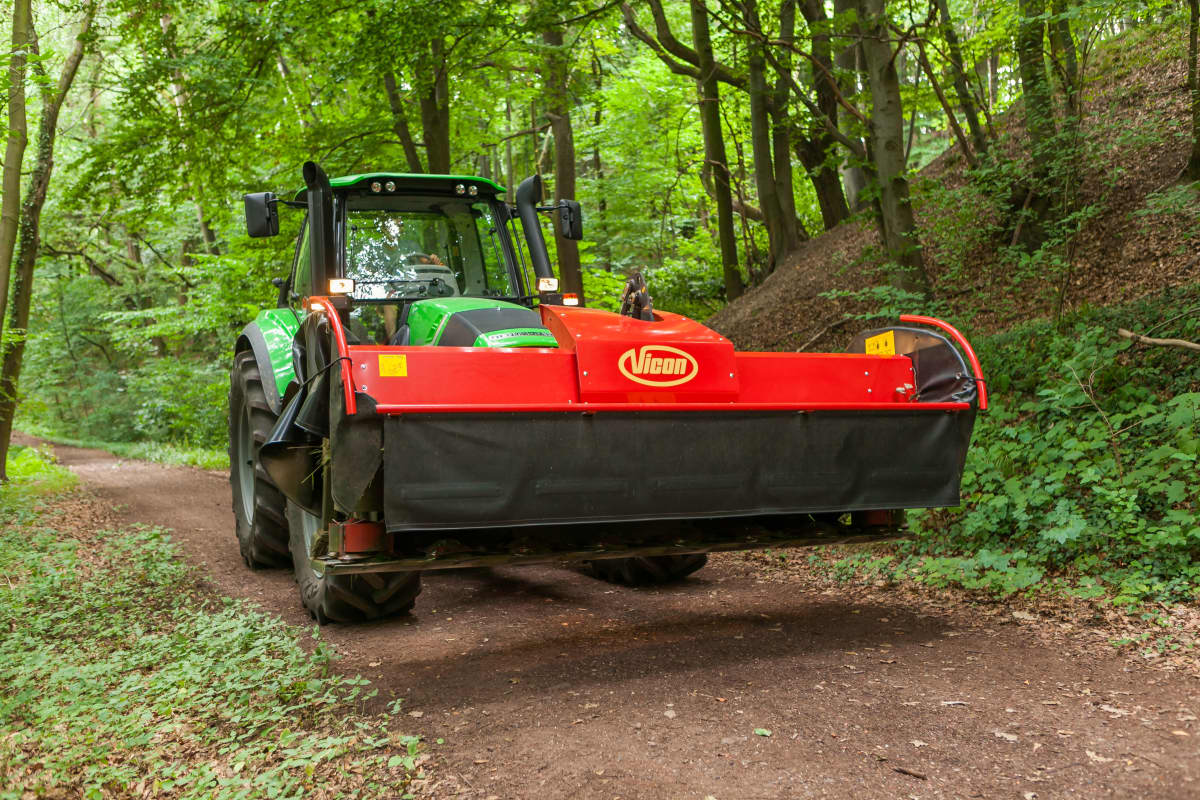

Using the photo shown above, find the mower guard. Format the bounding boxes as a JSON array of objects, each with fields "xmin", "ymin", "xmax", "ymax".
[{"xmin": 297, "ymin": 298, "xmax": 984, "ymax": 571}]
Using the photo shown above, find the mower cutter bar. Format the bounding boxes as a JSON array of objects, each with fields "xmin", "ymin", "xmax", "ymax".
[{"xmin": 312, "ymin": 519, "xmax": 907, "ymax": 575}]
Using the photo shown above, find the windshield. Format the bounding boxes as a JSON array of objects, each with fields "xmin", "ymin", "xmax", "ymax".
[{"xmin": 344, "ymin": 197, "xmax": 515, "ymax": 301}]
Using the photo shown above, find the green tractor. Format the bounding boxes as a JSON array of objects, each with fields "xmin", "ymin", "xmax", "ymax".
[{"xmin": 230, "ymin": 162, "xmax": 985, "ymax": 623}]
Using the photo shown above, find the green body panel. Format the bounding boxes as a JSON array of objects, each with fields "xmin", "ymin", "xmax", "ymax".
[
  {"xmin": 250, "ymin": 307, "xmax": 303, "ymax": 397},
  {"xmin": 406, "ymin": 298, "xmax": 558, "ymax": 348},
  {"xmin": 472, "ymin": 328, "xmax": 559, "ymax": 348},
  {"xmin": 329, "ymin": 172, "xmax": 506, "ymax": 194}
]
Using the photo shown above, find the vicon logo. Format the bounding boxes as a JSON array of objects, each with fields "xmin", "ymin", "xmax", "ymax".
[{"xmin": 617, "ymin": 345, "xmax": 699, "ymax": 387}]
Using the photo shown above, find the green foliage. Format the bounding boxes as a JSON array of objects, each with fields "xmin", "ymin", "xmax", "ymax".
[
  {"xmin": 0, "ymin": 489, "xmax": 421, "ymax": 798},
  {"xmin": 901, "ymin": 287, "xmax": 1200, "ymax": 605},
  {"xmin": 820, "ymin": 284, "xmax": 949, "ymax": 322},
  {"xmin": 582, "ymin": 267, "xmax": 626, "ymax": 313},
  {"xmin": 1, "ymin": 445, "xmax": 77, "ymax": 498},
  {"xmin": 1133, "ymin": 183, "xmax": 1200, "ymax": 247}
]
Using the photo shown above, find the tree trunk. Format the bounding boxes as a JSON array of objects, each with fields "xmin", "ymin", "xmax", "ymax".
[
  {"xmin": 419, "ymin": 38, "xmax": 451, "ymax": 174},
  {"xmin": 800, "ymin": 0, "xmax": 851, "ymax": 229},
  {"xmin": 833, "ymin": 0, "xmax": 869, "ymax": 211},
  {"xmin": 383, "ymin": 72, "xmax": 426, "ymax": 172},
  {"xmin": 1017, "ymin": 0, "xmax": 1057, "ymax": 176},
  {"xmin": 744, "ymin": 0, "xmax": 789, "ymax": 271},
  {"xmin": 691, "ymin": 0, "xmax": 743, "ymax": 299},
  {"xmin": 795, "ymin": 138, "xmax": 850, "ymax": 229},
  {"xmin": 933, "ymin": 0, "xmax": 988, "ymax": 155},
  {"xmin": 770, "ymin": 0, "xmax": 804, "ymax": 249},
  {"xmin": 0, "ymin": 0, "xmax": 33, "ymax": 341},
  {"xmin": 1185, "ymin": 0, "xmax": 1200, "ymax": 180},
  {"xmin": 1049, "ymin": 0, "xmax": 1080, "ymax": 114},
  {"xmin": 856, "ymin": 0, "xmax": 929, "ymax": 295},
  {"xmin": 0, "ymin": 5, "xmax": 94, "ymax": 480},
  {"xmin": 541, "ymin": 26, "xmax": 584, "ymax": 302}
]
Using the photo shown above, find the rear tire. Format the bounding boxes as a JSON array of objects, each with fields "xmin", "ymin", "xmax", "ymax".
[
  {"xmin": 287, "ymin": 502, "xmax": 422, "ymax": 623},
  {"xmin": 587, "ymin": 554, "xmax": 708, "ymax": 586},
  {"xmin": 229, "ymin": 350, "xmax": 291, "ymax": 568}
]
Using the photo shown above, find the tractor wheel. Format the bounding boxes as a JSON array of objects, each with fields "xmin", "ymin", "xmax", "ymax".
[
  {"xmin": 228, "ymin": 350, "xmax": 291, "ymax": 568},
  {"xmin": 287, "ymin": 502, "xmax": 422, "ymax": 624},
  {"xmin": 587, "ymin": 554, "xmax": 708, "ymax": 586}
]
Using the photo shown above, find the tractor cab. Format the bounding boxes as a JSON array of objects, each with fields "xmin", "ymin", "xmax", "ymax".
[{"xmin": 244, "ymin": 165, "xmax": 580, "ymax": 349}]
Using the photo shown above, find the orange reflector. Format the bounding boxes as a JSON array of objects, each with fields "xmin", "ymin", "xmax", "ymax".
[{"xmin": 562, "ymin": 293, "xmax": 580, "ymax": 306}]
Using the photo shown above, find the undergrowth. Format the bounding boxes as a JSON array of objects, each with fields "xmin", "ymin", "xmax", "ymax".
[
  {"xmin": 835, "ymin": 285, "xmax": 1200, "ymax": 609},
  {"xmin": 0, "ymin": 449, "xmax": 422, "ymax": 798}
]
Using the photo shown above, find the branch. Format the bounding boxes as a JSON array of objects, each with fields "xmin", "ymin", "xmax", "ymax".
[
  {"xmin": 621, "ymin": 3, "xmax": 702, "ymax": 81},
  {"xmin": 1118, "ymin": 329, "xmax": 1200, "ymax": 353},
  {"xmin": 620, "ymin": 2, "xmax": 746, "ymax": 89}
]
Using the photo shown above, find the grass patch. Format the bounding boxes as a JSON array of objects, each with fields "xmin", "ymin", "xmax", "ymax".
[
  {"xmin": 0, "ymin": 449, "xmax": 422, "ymax": 799},
  {"xmin": 17, "ymin": 425, "xmax": 228, "ymax": 471},
  {"xmin": 1, "ymin": 444, "xmax": 78, "ymax": 501}
]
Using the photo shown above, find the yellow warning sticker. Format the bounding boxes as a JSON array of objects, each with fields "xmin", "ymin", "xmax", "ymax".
[
  {"xmin": 864, "ymin": 330, "xmax": 896, "ymax": 356},
  {"xmin": 378, "ymin": 354, "xmax": 407, "ymax": 377}
]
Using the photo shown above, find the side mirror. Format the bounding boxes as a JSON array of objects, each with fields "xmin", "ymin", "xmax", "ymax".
[
  {"xmin": 558, "ymin": 200, "xmax": 583, "ymax": 241},
  {"xmin": 244, "ymin": 192, "xmax": 279, "ymax": 238}
]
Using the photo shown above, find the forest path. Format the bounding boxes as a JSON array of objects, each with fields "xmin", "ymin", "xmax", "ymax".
[{"xmin": 46, "ymin": 439, "xmax": 1198, "ymax": 799}]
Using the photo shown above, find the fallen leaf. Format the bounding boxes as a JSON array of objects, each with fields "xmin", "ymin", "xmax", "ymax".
[
  {"xmin": 909, "ymin": 740, "xmax": 928, "ymax": 747},
  {"xmin": 367, "ymin": 661, "xmax": 381, "ymax": 667},
  {"xmin": 941, "ymin": 700, "xmax": 968, "ymax": 707},
  {"xmin": 1171, "ymin": 730, "xmax": 1190, "ymax": 737},
  {"xmin": 993, "ymin": 730, "xmax": 1018, "ymax": 743},
  {"xmin": 1100, "ymin": 704, "xmax": 1130, "ymax": 718},
  {"xmin": 754, "ymin": 728, "xmax": 772, "ymax": 737},
  {"xmin": 408, "ymin": 711, "xmax": 424, "ymax": 718},
  {"xmin": 1012, "ymin": 611, "xmax": 1036, "ymax": 621},
  {"xmin": 1056, "ymin": 730, "xmax": 1075, "ymax": 736},
  {"xmin": 664, "ymin": 709, "xmax": 677, "ymax": 719},
  {"xmin": 1086, "ymin": 750, "xmax": 1114, "ymax": 764}
]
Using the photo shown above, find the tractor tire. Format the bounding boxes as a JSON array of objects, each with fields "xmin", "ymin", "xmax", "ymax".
[
  {"xmin": 287, "ymin": 502, "xmax": 422, "ymax": 624},
  {"xmin": 228, "ymin": 350, "xmax": 291, "ymax": 568},
  {"xmin": 587, "ymin": 554, "xmax": 708, "ymax": 586}
]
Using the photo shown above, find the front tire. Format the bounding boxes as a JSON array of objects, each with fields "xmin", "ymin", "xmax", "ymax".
[
  {"xmin": 287, "ymin": 502, "xmax": 422, "ymax": 623},
  {"xmin": 587, "ymin": 554, "xmax": 708, "ymax": 586},
  {"xmin": 229, "ymin": 350, "xmax": 290, "ymax": 568}
]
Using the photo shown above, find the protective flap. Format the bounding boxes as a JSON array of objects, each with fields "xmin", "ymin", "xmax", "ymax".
[{"xmin": 382, "ymin": 408, "xmax": 976, "ymax": 532}]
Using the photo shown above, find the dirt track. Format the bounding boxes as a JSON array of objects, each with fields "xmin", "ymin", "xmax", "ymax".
[{"xmin": 49, "ymin": 441, "xmax": 1199, "ymax": 799}]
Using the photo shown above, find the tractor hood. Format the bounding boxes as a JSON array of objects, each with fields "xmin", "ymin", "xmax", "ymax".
[{"xmin": 406, "ymin": 297, "xmax": 558, "ymax": 348}]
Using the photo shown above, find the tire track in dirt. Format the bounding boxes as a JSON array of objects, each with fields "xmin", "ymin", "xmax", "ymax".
[{"xmin": 48, "ymin": 440, "xmax": 1199, "ymax": 799}]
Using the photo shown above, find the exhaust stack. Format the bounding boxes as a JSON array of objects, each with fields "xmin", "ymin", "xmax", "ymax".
[
  {"xmin": 515, "ymin": 175, "xmax": 555, "ymax": 281},
  {"xmin": 303, "ymin": 161, "xmax": 335, "ymax": 294}
]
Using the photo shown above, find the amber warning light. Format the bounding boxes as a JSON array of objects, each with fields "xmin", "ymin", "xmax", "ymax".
[{"xmin": 562, "ymin": 293, "xmax": 580, "ymax": 306}]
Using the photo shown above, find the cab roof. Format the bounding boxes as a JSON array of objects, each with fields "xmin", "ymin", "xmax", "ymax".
[{"xmin": 330, "ymin": 172, "xmax": 506, "ymax": 194}]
